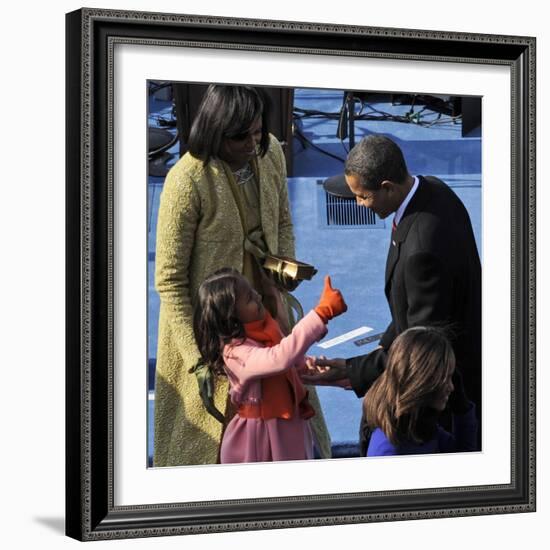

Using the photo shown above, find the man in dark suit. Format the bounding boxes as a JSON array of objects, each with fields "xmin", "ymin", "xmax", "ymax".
[{"xmin": 304, "ymin": 135, "xmax": 481, "ymax": 453}]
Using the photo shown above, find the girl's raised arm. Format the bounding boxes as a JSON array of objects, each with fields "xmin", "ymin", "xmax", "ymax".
[{"xmin": 224, "ymin": 311, "xmax": 327, "ymax": 383}]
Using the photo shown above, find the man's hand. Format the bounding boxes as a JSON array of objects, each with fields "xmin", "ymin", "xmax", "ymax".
[{"xmin": 301, "ymin": 356, "xmax": 351, "ymax": 388}]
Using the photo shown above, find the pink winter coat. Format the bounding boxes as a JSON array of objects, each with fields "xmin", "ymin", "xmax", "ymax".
[{"xmin": 220, "ymin": 311, "xmax": 327, "ymax": 463}]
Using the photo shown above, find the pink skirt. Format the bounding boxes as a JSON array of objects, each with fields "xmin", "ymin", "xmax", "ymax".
[{"xmin": 220, "ymin": 414, "xmax": 314, "ymax": 464}]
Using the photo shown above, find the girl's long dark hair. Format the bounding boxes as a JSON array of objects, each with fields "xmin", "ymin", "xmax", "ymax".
[
  {"xmin": 364, "ymin": 326, "xmax": 455, "ymax": 446},
  {"xmin": 188, "ymin": 85, "xmax": 271, "ymax": 166},
  {"xmin": 193, "ymin": 268, "xmax": 246, "ymax": 374}
]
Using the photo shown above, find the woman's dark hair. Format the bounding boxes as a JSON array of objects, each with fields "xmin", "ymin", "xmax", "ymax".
[
  {"xmin": 344, "ymin": 135, "xmax": 408, "ymax": 190},
  {"xmin": 364, "ymin": 326, "xmax": 455, "ymax": 446},
  {"xmin": 193, "ymin": 267, "xmax": 247, "ymax": 374},
  {"xmin": 187, "ymin": 85, "xmax": 271, "ymax": 166}
]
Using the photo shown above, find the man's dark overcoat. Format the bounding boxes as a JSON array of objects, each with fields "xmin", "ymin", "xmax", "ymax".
[{"xmin": 347, "ymin": 176, "xmax": 482, "ymax": 452}]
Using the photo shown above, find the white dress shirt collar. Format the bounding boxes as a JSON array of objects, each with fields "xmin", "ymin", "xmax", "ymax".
[{"xmin": 394, "ymin": 175, "xmax": 419, "ymax": 227}]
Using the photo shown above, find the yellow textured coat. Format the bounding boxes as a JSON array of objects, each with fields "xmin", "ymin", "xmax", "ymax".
[{"xmin": 154, "ymin": 135, "xmax": 331, "ymax": 466}]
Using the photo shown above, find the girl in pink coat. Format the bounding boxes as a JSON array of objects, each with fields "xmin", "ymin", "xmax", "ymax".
[{"xmin": 193, "ymin": 267, "xmax": 347, "ymax": 464}]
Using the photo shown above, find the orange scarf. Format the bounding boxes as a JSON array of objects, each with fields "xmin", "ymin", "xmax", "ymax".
[{"xmin": 240, "ymin": 311, "xmax": 315, "ymax": 420}]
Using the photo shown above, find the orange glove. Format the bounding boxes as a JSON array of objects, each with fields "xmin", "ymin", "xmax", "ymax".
[{"xmin": 314, "ymin": 275, "xmax": 347, "ymax": 323}]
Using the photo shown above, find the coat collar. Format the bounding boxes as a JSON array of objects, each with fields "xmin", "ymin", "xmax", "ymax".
[
  {"xmin": 209, "ymin": 155, "xmax": 275, "ymax": 250},
  {"xmin": 385, "ymin": 176, "xmax": 432, "ymax": 287},
  {"xmin": 198, "ymin": 148, "xmax": 281, "ymax": 255},
  {"xmin": 391, "ymin": 176, "xmax": 431, "ymax": 244}
]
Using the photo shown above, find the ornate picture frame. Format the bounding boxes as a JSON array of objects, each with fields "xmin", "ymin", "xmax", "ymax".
[{"xmin": 65, "ymin": 8, "xmax": 536, "ymax": 541}]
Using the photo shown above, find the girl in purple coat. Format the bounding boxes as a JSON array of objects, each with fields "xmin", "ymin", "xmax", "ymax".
[
  {"xmin": 193, "ymin": 267, "xmax": 347, "ymax": 464},
  {"xmin": 364, "ymin": 326, "xmax": 478, "ymax": 456}
]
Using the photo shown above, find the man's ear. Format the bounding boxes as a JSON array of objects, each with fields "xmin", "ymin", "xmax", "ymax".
[{"xmin": 380, "ymin": 180, "xmax": 395, "ymax": 194}]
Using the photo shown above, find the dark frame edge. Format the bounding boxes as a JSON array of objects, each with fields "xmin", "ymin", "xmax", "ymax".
[
  {"xmin": 508, "ymin": 41, "xmax": 534, "ymax": 518},
  {"xmin": 66, "ymin": 8, "xmax": 85, "ymax": 542},
  {"xmin": 528, "ymin": 37, "xmax": 537, "ymax": 514},
  {"xmin": 512, "ymin": 36, "xmax": 536, "ymax": 513},
  {"xmin": 84, "ymin": 6, "xmax": 533, "ymax": 63},
  {"xmin": 81, "ymin": 6, "xmax": 534, "ymax": 45},
  {"xmin": 81, "ymin": 484, "xmax": 534, "ymax": 540}
]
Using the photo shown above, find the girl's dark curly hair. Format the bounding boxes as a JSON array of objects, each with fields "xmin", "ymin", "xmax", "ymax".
[{"xmin": 193, "ymin": 267, "xmax": 247, "ymax": 374}]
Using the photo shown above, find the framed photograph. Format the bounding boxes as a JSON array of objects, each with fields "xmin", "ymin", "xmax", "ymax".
[{"xmin": 66, "ymin": 8, "xmax": 536, "ymax": 541}]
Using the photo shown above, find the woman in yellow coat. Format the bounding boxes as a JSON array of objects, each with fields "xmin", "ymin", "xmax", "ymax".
[{"xmin": 154, "ymin": 85, "xmax": 331, "ymax": 466}]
